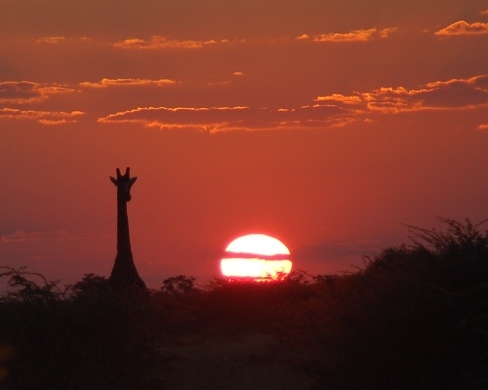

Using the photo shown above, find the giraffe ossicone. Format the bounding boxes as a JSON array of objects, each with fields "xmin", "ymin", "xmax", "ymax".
[{"xmin": 110, "ymin": 167, "xmax": 137, "ymax": 202}]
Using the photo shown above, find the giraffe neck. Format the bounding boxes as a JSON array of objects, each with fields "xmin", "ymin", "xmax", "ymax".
[{"xmin": 116, "ymin": 194, "xmax": 132, "ymax": 255}]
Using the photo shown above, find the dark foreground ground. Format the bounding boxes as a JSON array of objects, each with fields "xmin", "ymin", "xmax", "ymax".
[{"xmin": 164, "ymin": 334, "xmax": 314, "ymax": 390}]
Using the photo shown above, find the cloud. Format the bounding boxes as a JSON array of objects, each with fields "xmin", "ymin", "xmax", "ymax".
[
  {"xmin": 39, "ymin": 85, "xmax": 78, "ymax": 95},
  {"xmin": 98, "ymin": 103, "xmax": 355, "ymax": 132},
  {"xmin": 97, "ymin": 75, "xmax": 488, "ymax": 132},
  {"xmin": 36, "ymin": 36, "xmax": 67, "ymax": 44},
  {"xmin": 0, "ymin": 81, "xmax": 77, "ymax": 104},
  {"xmin": 98, "ymin": 106, "xmax": 250, "ymax": 132},
  {"xmin": 435, "ymin": 20, "xmax": 488, "ymax": 36},
  {"xmin": 328, "ymin": 117, "xmax": 364, "ymax": 128},
  {"xmin": 477, "ymin": 124, "xmax": 488, "ymax": 131},
  {"xmin": 35, "ymin": 36, "xmax": 92, "ymax": 45},
  {"xmin": 25, "ymin": 71, "xmax": 479, "ymax": 132},
  {"xmin": 113, "ymin": 36, "xmax": 229, "ymax": 50},
  {"xmin": 6, "ymin": 74, "xmax": 482, "ymax": 131},
  {"xmin": 377, "ymin": 27, "xmax": 397, "ymax": 38},
  {"xmin": 315, "ymin": 94, "xmax": 363, "ymax": 105},
  {"xmin": 297, "ymin": 27, "xmax": 396, "ymax": 43},
  {"xmin": 0, "ymin": 81, "xmax": 45, "ymax": 104},
  {"xmin": 80, "ymin": 78, "xmax": 177, "ymax": 88},
  {"xmin": 1, "ymin": 230, "xmax": 90, "ymax": 243},
  {"xmin": 113, "ymin": 30, "xmax": 396, "ymax": 49},
  {"xmin": 292, "ymin": 239, "xmax": 380, "ymax": 268},
  {"xmin": 37, "ymin": 119, "xmax": 70, "ymax": 126},
  {"xmin": 481, "ymin": 10, "xmax": 488, "ymax": 16},
  {"xmin": 315, "ymin": 74, "xmax": 488, "ymax": 114},
  {"xmin": 0, "ymin": 108, "xmax": 84, "ymax": 124}
]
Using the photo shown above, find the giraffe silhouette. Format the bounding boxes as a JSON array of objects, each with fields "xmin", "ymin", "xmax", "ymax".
[{"xmin": 109, "ymin": 167, "xmax": 147, "ymax": 292}]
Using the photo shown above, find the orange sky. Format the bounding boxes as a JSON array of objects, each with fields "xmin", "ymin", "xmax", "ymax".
[{"xmin": 1, "ymin": 1, "xmax": 488, "ymax": 287}]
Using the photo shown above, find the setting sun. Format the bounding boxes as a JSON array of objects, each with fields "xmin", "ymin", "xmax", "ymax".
[{"xmin": 220, "ymin": 234, "xmax": 292, "ymax": 281}]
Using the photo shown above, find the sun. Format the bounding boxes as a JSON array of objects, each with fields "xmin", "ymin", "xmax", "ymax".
[{"xmin": 220, "ymin": 234, "xmax": 292, "ymax": 281}]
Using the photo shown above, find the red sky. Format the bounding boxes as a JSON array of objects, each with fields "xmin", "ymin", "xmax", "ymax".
[{"xmin": 1, "ymin": 0, "xmax": 488, "ymax": 288}]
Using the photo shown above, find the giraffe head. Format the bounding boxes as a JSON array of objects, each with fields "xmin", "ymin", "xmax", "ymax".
[{"xmin": 110, "ymin": 167, "xmax": 137, "ymax": 202}]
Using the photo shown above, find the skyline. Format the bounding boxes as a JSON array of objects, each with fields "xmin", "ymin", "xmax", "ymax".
[{"xmin": 1, "ymin": 1, "xmax": 488, "ymax": 287}]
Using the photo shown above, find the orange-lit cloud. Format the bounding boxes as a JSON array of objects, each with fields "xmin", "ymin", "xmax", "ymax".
[
  {"xmin": 328, "ymin": 117, "xmax": 363, "ymax": 128},
  {"xmin": 114, "ymin": 29, "xmax": 396, "ymax": 49},
  {"xmin": 0, "ymin": 82, "xmax": 46, "ymax": 104},
  {"xmin": 477, "ymin": 124, "xmax": 488, "ymax": 131},
  {"xmin": 98, "ymin": 103, "xmax": 354, "ymax": 132},
  {"xmin": 0, "ymin": 108, "xmax": 84, "ymax": 124},
  {"xmin": 35, "ymin": 36, "xmax": 91, "ymax": 44},
  {"xmin": 315, "ymin": 74, "xmax": 488, "ymax": 114},
  {"xmin": 80, "ymin": 78, "xmax": 177, "ymax": 88},
  {"xmin": 315, "ymin": 94, "xmax": 363, "ymax": 105},
  {"xmin": 0, "ymin": 81, "xmax": 77, "ymax": 104},
  {"xmin": 4, "ymin": 73, "xmax": 485, "ymax": 131},
  {"xmin": 36, "ymin": 36, "xmax": 67, "ymax": 44},
  {"xmin": 113, "ymin": 36, "xmax": 229, "ymax": 49},
  {"xmin": 39, "ymin": 85, "xmax": 78, "ymax": 95},
  {"xmin": 297, "ymin": 27, "xmax": 396, "ymax": 42},
  {"xmin": 95, "ymin": 74, "xmax": 487, "ymax": 131},
  {"xmin": 37, "ymin": 119, "xmax": 70, "ymax": 126},
  {"xmin": 378, "ymin": 27, "xmax": 397, "ymax": 38},
  {"xmin": 435, "ymin": 20, "xmax": 488, "ymax": 36},
  {"xmin": 98, "ymin": 106, "xmax": 249, "ymax": 132}
]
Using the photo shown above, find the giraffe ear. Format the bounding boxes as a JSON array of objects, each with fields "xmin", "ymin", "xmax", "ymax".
[
  {"xmin": 110, "ymin": 176, "xmax": 117, "ymax": 185},
  {"xmin": 130, "ymin": 177, "xmax": 137, "ymax": 185}
]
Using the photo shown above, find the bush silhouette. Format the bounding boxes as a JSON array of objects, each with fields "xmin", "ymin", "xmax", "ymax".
[
  {"xmin": 290, "ymin": 218, "xmax": 488, "ymax": 389},
  {"xmin": 0, "ymin": 271, "xmax": 165, "ymax": 390}
]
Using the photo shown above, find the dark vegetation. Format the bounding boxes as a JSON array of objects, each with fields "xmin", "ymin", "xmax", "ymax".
[{"xmin": 1, "ymin": 218, "xmax": 488, "ymax": 389}]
